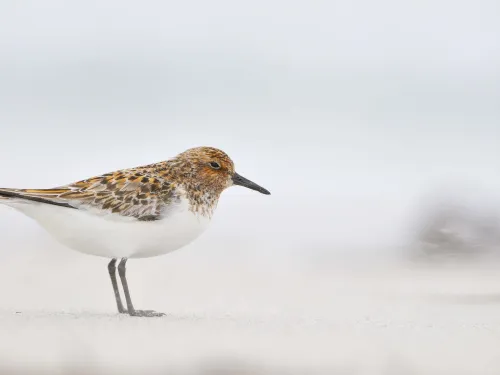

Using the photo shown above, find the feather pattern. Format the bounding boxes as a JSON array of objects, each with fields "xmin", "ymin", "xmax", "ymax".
[
  {"xmin": 0, "ymin": 147, "xmax": 245, "ymax": 221},
  {"xmin": 0, "ymin": 168, "xmax": 178, "ymax": 221}
]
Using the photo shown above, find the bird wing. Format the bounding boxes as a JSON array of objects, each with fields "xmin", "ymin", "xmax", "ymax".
[{"xmin": 0, "ymin": 169, "xmax": 179, "ymax": 221}]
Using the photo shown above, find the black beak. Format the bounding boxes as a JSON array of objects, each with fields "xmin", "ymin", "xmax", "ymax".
[{"xmin": 232, "ymin": 173, "xmax": 271, "ymax": 195}]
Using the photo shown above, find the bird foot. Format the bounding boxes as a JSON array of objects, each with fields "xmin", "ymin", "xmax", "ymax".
[{"xmin": 128, "ymin": 309, "xmax": 165, "ymax": 317}]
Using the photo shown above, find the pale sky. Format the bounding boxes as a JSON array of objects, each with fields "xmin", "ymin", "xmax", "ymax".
[{"xmin": 0, "ymin": 0, "xmax": 498, "ymax": 262}]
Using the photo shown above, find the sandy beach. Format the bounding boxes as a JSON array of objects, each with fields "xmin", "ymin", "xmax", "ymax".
[{"xmin": 1, "ymin": 241, "xmax": 500, "ymax": 375}]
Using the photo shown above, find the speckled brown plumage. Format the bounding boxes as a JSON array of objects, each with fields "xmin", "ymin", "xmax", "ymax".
[{"xmin": 0, "ymin": 147, "xmax": 237, "ymax": 220}]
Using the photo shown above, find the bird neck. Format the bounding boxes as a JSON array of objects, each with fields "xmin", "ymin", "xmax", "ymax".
[
  {"xmin": 150, "ymin": 160, "xmax": 221, "ymax": 218},
  {"xmin": 183, "ymin": 186, "xmax": 220, "ymax": 218}
]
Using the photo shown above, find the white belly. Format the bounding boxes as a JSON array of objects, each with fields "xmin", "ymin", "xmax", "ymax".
[{"xmin": 3, "ymin": 199, "xmax": 210, "ymax": 259}]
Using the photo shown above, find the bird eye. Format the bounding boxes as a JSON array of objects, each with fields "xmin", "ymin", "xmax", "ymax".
[{"xmin": 209, "ymin": 161, "xmax": 221, "ymax": 170}]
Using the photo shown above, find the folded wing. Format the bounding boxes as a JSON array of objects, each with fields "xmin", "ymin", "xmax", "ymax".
[{"xmin": 0, "ymin": 169, "xmax": 178, "ymax": 221}]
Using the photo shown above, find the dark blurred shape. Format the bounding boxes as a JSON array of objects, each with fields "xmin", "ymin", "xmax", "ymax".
[{"xmin": 412, "ymin": 199, "xmax": 500, "ymax": 262}]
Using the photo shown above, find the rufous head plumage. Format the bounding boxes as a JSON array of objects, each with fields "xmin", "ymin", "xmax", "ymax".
[{"xmin": 168, "ymin": 147, "xmax": 270, "ymax": 198}]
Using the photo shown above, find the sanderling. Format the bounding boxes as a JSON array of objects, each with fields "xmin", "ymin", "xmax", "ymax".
[{"xmin": 0, "ymin": 147, "xmax": 270, "ymax": 317}]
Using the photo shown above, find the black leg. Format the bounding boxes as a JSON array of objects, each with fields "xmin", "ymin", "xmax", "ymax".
[
  {"xmin": 108, "ymin": 258, "xmax": 127, "ymax": 314},
  {"xmin": 117, "ymin": 258, "xmax": 164, "ymax": 317}
]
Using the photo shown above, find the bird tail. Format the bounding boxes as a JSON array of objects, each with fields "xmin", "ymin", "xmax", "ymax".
[
  {"xmin": 0, "ymin": 188, "xmax": 75, "ymax": 208},
  {"xmin": 0, "ymin": 188, "xmax": 45, "ymax": 204},
  {"xmin": 0, "ymin": 189, "xmax": 12, "ymax": 201},
  {"xmin": 0, "ymin": 188, "xmax": 21, "ymax": 203}
]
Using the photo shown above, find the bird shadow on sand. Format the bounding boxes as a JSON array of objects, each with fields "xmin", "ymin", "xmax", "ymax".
[
  {"xmin": 7, "ymin": 310, "xmax": 167, "ymax": 320},
  {"xmin": 425, "ymin": 293, "xmax": 500, "ymax": 305},
  {"xmin": 7, "ymin": 310, "xmax": 244, "ymax": 322}
]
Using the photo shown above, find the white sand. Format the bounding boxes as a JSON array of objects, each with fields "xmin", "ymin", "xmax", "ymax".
[{"xmin": 1, "ymin": 242, "xmax": 500, "ymax": 375}]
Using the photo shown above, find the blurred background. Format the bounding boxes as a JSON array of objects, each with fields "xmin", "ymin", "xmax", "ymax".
[{"xmin": 0, "ymin": 1, "xmax": 499, "ymax": 374}]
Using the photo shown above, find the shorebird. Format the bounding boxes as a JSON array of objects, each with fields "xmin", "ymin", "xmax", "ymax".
[{"xmin": 0, "ymin": 147, "xmax": 270, "ymax": 317}]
